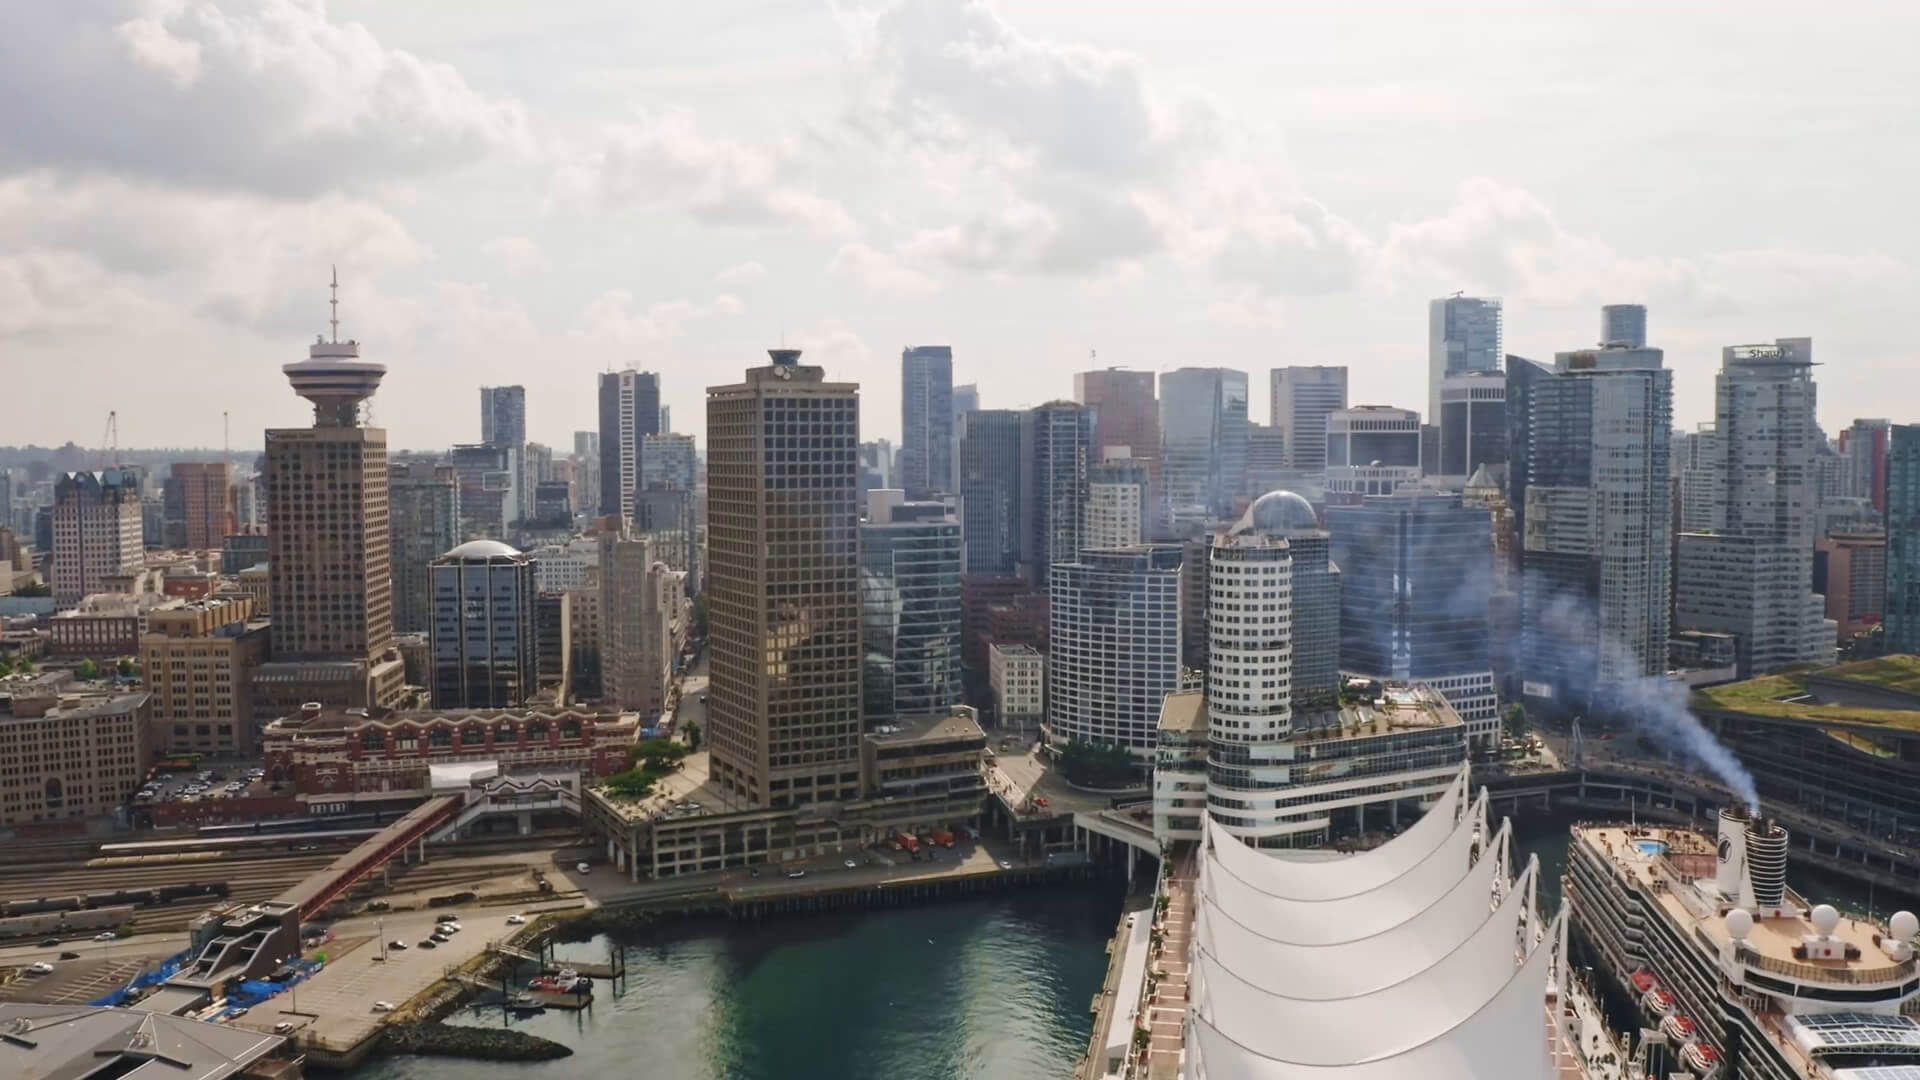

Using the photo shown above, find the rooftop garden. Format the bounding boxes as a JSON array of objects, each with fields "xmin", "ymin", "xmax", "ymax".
[
  {"xmin": 1691, "ymin": 656, "xmax": 1920, "ymax": 731},
  {"xmin": 1821, "ymin": 654, "xmax": 1920, "ymax": 695},
  {"xmin": 599, "ymin": 738, "xmax": 689, "ymax": 800}
]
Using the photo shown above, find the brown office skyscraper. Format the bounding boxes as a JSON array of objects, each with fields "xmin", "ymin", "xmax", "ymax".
[
  {"xmin": 705, "ymin": 348, "xmax": 861, "ymax": 808},
  {"xmin": 170, "ymin": 462, "xmax": 234, "ymax": 550},
  {"xmin": 254, "ymin": 278, "xmax": 405, "ymax": 713},
  {"xmin": 1073, "ymin": 367, "xmax": 1158, "ymax": 519}
]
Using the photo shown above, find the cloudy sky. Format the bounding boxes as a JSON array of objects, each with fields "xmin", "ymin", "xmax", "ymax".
[{"xmin": 5, "ymin": 0, "xmax": 1914, "ymax": 452}]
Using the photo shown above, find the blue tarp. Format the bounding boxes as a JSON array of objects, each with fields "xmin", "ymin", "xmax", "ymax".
[{"xmin": 88, "ymin": 946, "xmax": 194, "ymax": 1007}]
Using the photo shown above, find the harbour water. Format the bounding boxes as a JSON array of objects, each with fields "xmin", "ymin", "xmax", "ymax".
[
  {"xmin": 351, "ymin": 881, "xmax": 1127, "ymax": 1080},
  {"xmin": 349, "ymin": 814, "xmax": 1905, "ymax": 1080}
]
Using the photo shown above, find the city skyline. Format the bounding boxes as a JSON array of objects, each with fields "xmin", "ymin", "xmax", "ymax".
[{"xmin": 5, "ymin": 2, "xmax": 1914, "ymax": 452}]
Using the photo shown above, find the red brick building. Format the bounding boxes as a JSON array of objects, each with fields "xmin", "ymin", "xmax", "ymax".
[{"xmin": 262, "ymin": 704, "xmax": 639, "ymax": 801}]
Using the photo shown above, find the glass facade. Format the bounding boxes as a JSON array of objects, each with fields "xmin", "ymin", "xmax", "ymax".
[
  {"xmin": 958, "ymin": 410, "xmax": 1023, "ymax": 575},
  {"xmin": 1326, "ymin": 492, "xmax": 1492, "ymax": 681},
  {"xmin": 1159, "ymin": 368, "xmax": 1249, "ymax": 521},
  {"xmin": 1021, "ymin": 402, "xmax": 1093, "ymax": 587},
  {"xmin": 861, "ymin": 512, "xmax": 963, "ymax": 721},
  {"xmin": 900, "ymin": 346, "xmax": 954, "ymax": 499},
  {"xmin": 1888, "ymin": 425, "xmax": 1920, "ymax": 653},
  {"xmin": 1046, "ymin": 546, "xmax": 1183, "ymax": 755},
  {"xmin": 429, "ymin": 545, "xmax": 537, "ymax": 709}
]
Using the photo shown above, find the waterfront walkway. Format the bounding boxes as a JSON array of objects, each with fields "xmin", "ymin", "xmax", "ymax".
[{"xmin": 1144, "ymin": 853, "xmax": 1195, "ymax": 1077}]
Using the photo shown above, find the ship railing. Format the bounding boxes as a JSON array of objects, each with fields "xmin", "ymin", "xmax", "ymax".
[{"xmin": 1739, "ymin": 947, "xmax": 1914, "ymax": 985}]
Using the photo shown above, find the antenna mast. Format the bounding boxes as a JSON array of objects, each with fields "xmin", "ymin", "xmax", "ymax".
[{"xmin": 329, "ymin": 265, "xmax": 340, "ymax": 343}]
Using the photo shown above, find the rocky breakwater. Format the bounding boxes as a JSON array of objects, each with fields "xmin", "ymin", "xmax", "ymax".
[{"xmin": 381, "ymin": 1022, "xmax": 572, "ymax": 1062}]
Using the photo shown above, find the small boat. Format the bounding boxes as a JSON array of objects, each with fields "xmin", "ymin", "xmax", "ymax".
[{"xmin": 506, "ymin": 996, "xmax": 546, "ymax": 1015}]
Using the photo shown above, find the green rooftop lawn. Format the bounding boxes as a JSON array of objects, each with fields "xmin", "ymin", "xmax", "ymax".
[{"xmin": 1691, "ymin": 655, "xmax": 1920, "ymax": 730}]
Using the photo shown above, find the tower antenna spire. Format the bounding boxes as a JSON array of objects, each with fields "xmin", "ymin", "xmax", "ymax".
[{"xmin": 329, "ymin": 265, "xmax": 340, "ymax": 344}]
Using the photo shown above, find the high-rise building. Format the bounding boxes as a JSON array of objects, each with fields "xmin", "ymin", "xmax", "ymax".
[
  {"xmin": 51, "ymin": 471, "xmax": 143, "ymax": 609},
  {"xmin": 1022, "ymin": 402, "xmax": 1094, "ymax": 588},
  {"xmin": 1675, "ymin": 339, "xmax": 1834, "ymax": 676},
  {"xmin": 860, "ymin": 498, "xmax": 962, "ymax": 722},
  {"xmin": 1842, "ymin": 419, "xmax": 1892, "ymax": 513},
  {"xmin": 1074, "ymin": 368, "xmax": 1159, "ymax": 519},
  {"xmin": 1508, "ymin": 345, "xmax": 1672, "ymax": 712},
  {"xmin": 1676, "ymin": 423, "xmax": 1721, "ymax": 534},
  {"xmin": 635, "ymin": 485, "xmax": 698, "ymax": 593},
  {"xmin": 1888, "ymin": 426, "xmax": 1920, "ymax": 653},
  {"xmin": 572, "ymin": 431, "xmax": 602, "ymax": 519},
  {"xmin": 1159, "ymin": 368, "xmax": 1249, "ymax": 525},
  {"xmin": 1046, "ymin": 545, "xmax": 1183, "ymax": 756},
  {"xmin": 479, "ymin": 385, "xmax": 527, "ymax": 446},
  {"xmin": 952, "ymin": 383, "xmax": 979, "ymax": 490},
  {"xmin": 142, "ymin": 595, "xmax": 267, "ymax": 757},
  {"xmin": 429, "ymin": 540, "xmax": 537, "ymax": 709},
  {"xmin": 1601, "ymin": 304, "xmax": 1648, "ymax": 348},
  {"xmin": 169, "ymin": 463, "xmax": 233, "ymax": 550},
  {"xmin": 447, "ymin": 443, "xmax": 517, "ymax": 540},
  {"xmin": 255, "ymin": 287, "xmax": 405, "ymax": 712},
  {"xmin": 705, "ymin": 348, "xmax": 860, "ymax": 808},
  {"xmin": 640, "ymin": 433, "xmax": 697, "ymax": 493},
  {"xmin": 1236, "ymin": 491, "xmax": 1341, "ymax": 720},
  {"xmin": 1327, "ymin": 491, "xmax": 1498, "ymax": 748},
  {"xmin": 1243, "ymin": 424, "xmax": 1289, "ymax": 500},
  {"xmin": 599, "ymin": 369, "xmax": 661, "ymax": 525},
  {"xmin": 1324, "ymin": 405, "xmax": 1422, "ymax": 504},
  {"xmin": 1428, "ymin": 295, "xmax": 1503, "ymax": 421},
  {"xmin": 388, "ymin": 461, "xmax": 460, "ymax": 635},
  {"xmin": 1815, "ymin": 532, "xmax": 1887, "ymax": 641},
  {"xmin": 958, "ymin": 411, "xmax": 1023, "ymax": 575},
  {"xmin": 599, "ymin": 531, "xmax": 677, "ymax": 715},
  {"xmin": 1086, "ymin": 457, "xmax": 1150, "ymax": 549},
  {"xmin": 900, "ymin": 345, "xmax": 954, "ymax": 499},
  {"xmin": 1437, "ymin": 371, "xmax": 1507, "ymax": 481},
  {"xmin": 1268, "ymin": 366, "xmax": 1348, "ymax": 472}
]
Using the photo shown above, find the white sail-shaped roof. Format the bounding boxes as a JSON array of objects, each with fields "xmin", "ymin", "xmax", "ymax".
[
  {"xmin": 1205, "ymin": 767, "xmax": 1470, "ymax": 900},
  {"xmin": 1192, "ymin": 825, "xmax": 1515, "ymax": 999},
  {"xmin": 1198, "ymin": 798, "xmax": 1483, "ymax": 945},
  {"xmin": 1191, "ymin": 861, "xmax": 1537, "ymax": 1061},
  {"xmin": 1185, "ymin": 910, "xmax": 1561, "ymax": 1080}
]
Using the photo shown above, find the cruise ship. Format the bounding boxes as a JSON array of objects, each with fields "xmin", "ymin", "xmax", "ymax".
[{"xmin": 1569, "ymin": 806, "xmax": 1920, "ymax": 1080}]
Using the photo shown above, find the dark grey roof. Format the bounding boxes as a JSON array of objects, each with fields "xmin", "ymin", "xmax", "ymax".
[{"xmin": 0, "ymin": 1003, "xmax": 284, "ymax": 1080}]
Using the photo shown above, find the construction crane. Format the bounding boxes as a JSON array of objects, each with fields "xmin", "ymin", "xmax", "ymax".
[{"xmin": 99, "ymin": 410, "xmax": 118, "ymax": 472}]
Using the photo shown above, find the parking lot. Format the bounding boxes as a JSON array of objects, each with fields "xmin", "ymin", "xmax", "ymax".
[
  {"xmin": 137, "ymin": 759, "xmax": 274, "ymax": 808},
  {"xmin": 0, "ymin": 949, "xmax": 172, "ymax": 1006}
]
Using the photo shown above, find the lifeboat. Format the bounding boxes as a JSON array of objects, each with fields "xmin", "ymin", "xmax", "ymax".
[
  {"xmin": 1661, "ymin": 1015, "xmax": 1696, "ymax": 1043},
  {"xmin": 1630, "ymin": 970, "xmax": 1657, "ymax": 993},
  {"xmin": 1682, "ymin": 1042, "xmax": 1720, "ymax": 1072},
  {"xmin": 1642, "ymin": 989, "xmax": 1675, "ymax": 1015}
]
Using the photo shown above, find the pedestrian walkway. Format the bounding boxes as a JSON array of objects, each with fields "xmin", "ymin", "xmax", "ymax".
[{"xmin": 1144, "ymin": 852, "xmax": 1195, "ymax": 1076}]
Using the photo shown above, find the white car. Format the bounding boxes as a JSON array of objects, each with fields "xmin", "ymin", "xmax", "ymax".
[
  {"xmin": 843, "ymin": 859, "xmax": 857, "ymax": 869},
  {"xmin": 93, "ymin": 931, "xmax": 116, "ymax": 941},
  {"xmin": 372, "ymin": 1001, "xmax": 395, "ymax": 1013},
  {"xmin": 505, "ymin": 914, "xmax": 527, "ymax": 925},
  {"xmin": 999, "ymin": 860, "xmax": 1012, "ymax": 869},
  {"xmin": 575, "ymin": 862, "xmax": 591, "ymax": 874},
  {"xmin": 26, "ymin": 962, "xmax": 53, "ymax": 975}
]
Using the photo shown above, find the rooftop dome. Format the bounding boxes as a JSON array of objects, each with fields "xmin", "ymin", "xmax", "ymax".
[
  {"xmin": 1232, "ymin": 489, "xmax": 1320, "ymax": 535},
  {"xmin": 441, "ymin": 539, "xmax": 522, "ymax": 560}
]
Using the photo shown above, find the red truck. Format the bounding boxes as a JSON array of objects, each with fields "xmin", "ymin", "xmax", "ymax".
[
  {"xmin": 930, "ymin": 830, "xmax": 955, "ymax": 848},
  {"xmin": 896, "ymin": 832, "xmax": 920, "ymax": 854}
]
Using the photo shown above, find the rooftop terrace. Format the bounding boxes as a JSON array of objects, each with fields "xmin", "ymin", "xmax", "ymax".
[{"xmin": 1692, "ymin": 656, "xmax": 1920, "ymax": 731}]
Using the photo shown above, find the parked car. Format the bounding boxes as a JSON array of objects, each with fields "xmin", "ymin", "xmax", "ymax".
[
  {"xmin": 93, "ymin": 931, "xmax": 116, "ymax": 942},
  {"xmin": 26, "ymin": 962, "xmax": 53, "ymax": 975},
  {"xmin": 273, "ymin": 1022, "xmax": 296, "ymax": 1035},
  {"xmin": 418, "ymin": 939, "xmax": 438, "ymax": 949},
  {"xmin": 436, "ymin": 914, "xmax": 459, "ymax": 923},
  {"xmin": 372, "ymin": 1001, "xmax": 395, "ymax": 1013},
  {"xmin": 59, "ymin": 951, "xmax": 80, "ymax": 960},
  {"xmin": 388, "ymin": 940, "xmax": 408, "ymax": 950},
  {"xmin": 786, "ymin": 870, "xmax": 806, "ymax": 879},
  {"xmin": 843, "ymin": 859, "xmax": 857, "ymax": 869},
  {"xmin": 576, "ymin": 861, "xmax": 591, "ymax": 874},
  {"xmin": 505, "ymin": 914, "xmax": 527, "ymax": 925},
  {"xmin": 38, "ymin": 937, "xmax": 59, "ymax": 947},
  {"xmin": 999, "ymin": 860, "xmax": 1013, "ymax": 870}
]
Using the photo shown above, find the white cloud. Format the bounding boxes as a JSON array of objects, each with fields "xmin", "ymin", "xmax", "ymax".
[
  {"xmin": 557, "ymin": 110, "xmax": 853, "ymax": 234},
  {"xmin": 0, "ymin": 172, "xmax": 427, "ymax": 338},
  {"xmin": 0, "ymin": 0, "xmax": 532, "ymax": 195},
  {"xmin": 574, "ymin": 290, "xmax": 746, "ymax": 345},
  {"xmin": 714, "ymin": 261, "xmax": 768, "ymax": 285},
  {"xmin": 829, "ymin": 242, "xmax": 937, "ymax": 297},
  {"xmin": 482, "ymin": 235, "xmax": 549, "ymax": 276}
]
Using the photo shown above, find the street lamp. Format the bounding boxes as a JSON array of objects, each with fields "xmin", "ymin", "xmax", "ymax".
[{"xmin": 378, "ymin": 918, "xmax": 386, "ymax": 962}]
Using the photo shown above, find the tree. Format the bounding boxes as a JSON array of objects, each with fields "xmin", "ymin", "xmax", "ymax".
[
  {"xmin": 1503, "ymin": 703, "xmax": 1528, "ymax": 739},
  {"xmin": 683, "ymin": 720, "xmax": 702, "ymax": 750},
  {"xmin": 14, "ymin": 581, "xmax": 50, "ymax": 597},
  {"xmin": 75, "ymin": 659, "xmax": 100, "ymax": 681},
  {"xmin": 117, "ymin": 658, "xmax": 137, "ymax": 679},
  {"xmin": 1058, "ymin": 738, "xmax": 1138, "ymax": 788},
  {"xmin": 0, "ymin": 656, "xmax": 12, "ymax": 677}
]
